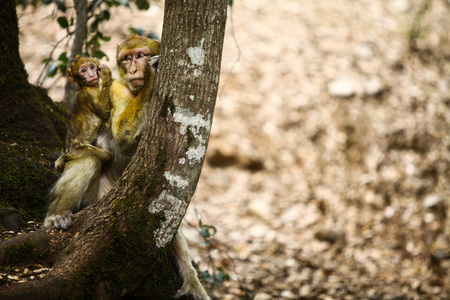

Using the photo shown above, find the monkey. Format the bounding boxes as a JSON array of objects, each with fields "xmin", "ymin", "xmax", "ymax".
[
  {"xmin": 44, "ymin": 35, "xmax": 209, "ymax": 299},
  {"xmin": 44, "ymin": 56, "xmax": 113, "ymax": 229},
  {"xmin": 54, "ymin": 56, "xmax": 113, "ymax": 172},
  {"xmin": 94, "ymin": 35, "xmax": 211, "ymax": 300}
]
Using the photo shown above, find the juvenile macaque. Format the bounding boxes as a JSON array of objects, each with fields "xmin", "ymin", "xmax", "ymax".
[
  {"xmin": 96, "ymin": 35, "xmax": 210, "ymax": 300},
  {"xmin": 54, "ymin": 56, "xmax": 113, "ymax": 172},
  {"xmin": 44, "ymin": 56, "xmax": 113, "ymax": 229}
]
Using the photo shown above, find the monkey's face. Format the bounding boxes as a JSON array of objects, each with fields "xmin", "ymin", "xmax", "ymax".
[
  {"xmin": 120, "ymin": 47, "xmax": 152, "ymax": 91},
  {"xmin": 77, "ymin": 62, "xmax": 100, "ymax": 86}
]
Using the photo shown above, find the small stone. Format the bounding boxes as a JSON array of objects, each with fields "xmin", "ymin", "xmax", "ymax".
[
  {"xmin": 29, "ymin": 276, "xmax": 35, "ymax": 280},
  {"xmin": 33, "ymin": 268, "xmax": 48, "ymax": 274},
  {"xmin": 423, "ymin": 194, "xmax": 443, "ymax": 208},
  {"xmin": 254, "ymin": 292, "xmax": 272, "ymax": 300},
  {"xmin": 327, "ymin": 78, "xmax": 358, "ymax": 98},
  {"xmin": 364, "ymin": 77, "xmax": 383, "ymax": 96},
  {"xmin": 387, "ymin": 0, "xmax": 411, "ymax": 14},
  {"xmin": 299, "ymin": 285, "xmax": 311, "ymax": 296},
  {"xmin": 411, "ymin": 279, "xmax": 421, "ymax": 290},
  {"xmin": 7, "ymin": 275, "xmax": 19, "ymax": 280},
  {"xmin": 280, "ymin": 290, "xmax": 296, "ymax": 299},
  {"xmin": 355, "ymin": 44, "xmax": 373, "ymax": 60},
  {"xmin": 23, "ymin": 268, "xmax": 29, "ymax": 275}
]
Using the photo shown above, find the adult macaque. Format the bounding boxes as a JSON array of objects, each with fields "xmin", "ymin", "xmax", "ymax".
[
  {"xmin": 96, "ymin": 35, "xmax": 210, "ymax": 300},
  {"xmin": 44, "ymin": 56, "xmax": 113, "ymax": 229}
]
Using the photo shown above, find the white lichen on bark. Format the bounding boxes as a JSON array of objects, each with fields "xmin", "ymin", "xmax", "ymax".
[
  {"xmin": 164, "ymin": 171, "xmax": 189, "ymax": 189},
  {"xmin": 186, "ymin": 144, "xmax": 207, "ymax": 165},
  {"xmin": 173, "ymin": 108, "xmax": 211, "ymax": 144},
  {"xmin": 148, "ymin": 190, "xmax": 187, "ymax": 248},
  {"xmin": 187, "ymin": 38, "xmax": 205, "ymax": 66}
]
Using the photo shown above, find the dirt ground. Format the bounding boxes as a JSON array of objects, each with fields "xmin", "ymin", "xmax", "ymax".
[{"xmin": 17, "ymin": 0, "xmax": 450, "ymax": 299}]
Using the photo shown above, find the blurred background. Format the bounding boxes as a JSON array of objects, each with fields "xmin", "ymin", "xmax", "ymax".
[{"xmin": 17, "ymin": 0, "xmax": 450, "ymax": 298}]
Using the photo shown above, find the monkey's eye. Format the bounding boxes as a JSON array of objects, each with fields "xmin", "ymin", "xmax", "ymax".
[
  {"xmin": 122, "ymin": 55, "xmax": 132, "ymax": 61},
  {"xmin": 81, "ymin": 68, "xmax": 87, "ymax": 73},
  {"xmin": 90, "ymin": 65, "xmax": 96, "ymax": 70},
  {"xmin": 136, "ymin": 52, "xmax": 150, "ymax": 60}
]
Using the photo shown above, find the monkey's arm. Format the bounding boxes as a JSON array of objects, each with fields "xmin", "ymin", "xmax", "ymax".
[
  {"xmin": 110, "ymin": 81, "xmax": 154, "ymax": 155},
  {"xmin": 97, "ymin": 65, "xmax": 113, "ymax": 120},
  {"xmin": 65, "ymin": 96, "xmax": 112, "ymax": 163},
  {"xmin": 66, "ymin": 143, "xmax": 112, "ymax": 164}
]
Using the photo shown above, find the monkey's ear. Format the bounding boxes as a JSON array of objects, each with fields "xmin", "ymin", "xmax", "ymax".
[{"xmin": 66, "ymin": 69, "xmax": 76, "ymax": 83}]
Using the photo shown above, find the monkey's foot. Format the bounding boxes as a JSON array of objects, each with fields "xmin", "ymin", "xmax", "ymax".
[
  {"xmin": 43, "ymin": 211, "xmax": 74, "ymax": 230},
  {"xmin": 174, "ymin": 276, "xmax": 211, "ymax": 300}
]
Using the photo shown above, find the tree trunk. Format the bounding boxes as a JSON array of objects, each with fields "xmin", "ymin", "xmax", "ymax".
[
  {"xmin": 0, "ymin": 0, "xmax": 227, "ymax": 298},
  {"xmin": 0, "ymin": 0, "xmax": 28, "ymax": 86},
  {"xmin": 62, "ymin": 0, "xmax": 88, "ymax": 108},
  {"xmin": 0, "ymin": 0, "xmax": 68, "ymax": 217}
]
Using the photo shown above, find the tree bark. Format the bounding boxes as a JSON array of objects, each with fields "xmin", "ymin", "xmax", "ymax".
[
  {"xmin": 0, "ymin": 0, "xmax": 227, "ymax": 298},
  {"xmin": 62, "ymin": 0, "xmax": 88, "ymax": 108},
  {"xmin": 0, "ymin": 0, "xmax": 28, "ymax": 86}
]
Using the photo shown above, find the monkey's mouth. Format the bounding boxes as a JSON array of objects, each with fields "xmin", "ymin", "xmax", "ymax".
[
  {"xmin": 86, "ymin": 78, "xmax": 99, "ymax": 84},
  {"xmin": 130, "ymin": 78, "xmax": 144, "ymax": 86}
]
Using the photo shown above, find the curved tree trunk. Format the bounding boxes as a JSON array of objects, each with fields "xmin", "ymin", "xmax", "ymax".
[
  {"xmin": 0, "ymin": 0, "xmax": 227, "ymax": 298},
  {"xmin": 62, "ymin": 0, "xmax": 88, "ymax": 108}
]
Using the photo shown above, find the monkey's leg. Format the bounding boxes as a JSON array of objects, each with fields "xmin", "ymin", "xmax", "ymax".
[
  {"xmin": 170, "ymin": 230, "xmax": 211, "ymax": 300},
  {"xmin": 44, "ymin": 156, "xmax": 102, "ymax": 230}
]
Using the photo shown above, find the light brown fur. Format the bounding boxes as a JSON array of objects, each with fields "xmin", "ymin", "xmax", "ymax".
[{"xmin": 44, "ymin": 56, "xmax": 113, "ymax": 229}]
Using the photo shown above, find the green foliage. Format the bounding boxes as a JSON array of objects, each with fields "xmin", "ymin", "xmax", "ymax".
[
  {"xmin": 57, "ymin": 16, "xmax": 69, "ymax": 29},
  {"xmin": 202, "ymin": 267, "xmax": 230, "ymax": 284},
  {"xmin": 199, "ymin": 220, "xmax": 217, "ymax": 246},
  {"xmin": 30, "ymin": 0, "xmax": 155, "ymax": 83},
  {"xmin": 44, "ymin": 51, "xmax": 68, "ymax": 78},
  {"xmin": 135, "ymin": 0, "xmax": 150, "ymax": 10},
  {"xmin": 408, "ymin": 0, "xmax": 432, "ymax": 50}
]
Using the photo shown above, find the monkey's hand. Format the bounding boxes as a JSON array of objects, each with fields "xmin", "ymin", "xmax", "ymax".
[
  {"xmin": 149, "ymin": 55, "xmax": 159, "ymax": 72},
  {"xmin": 98, "ymin": 64, "xmax": 113, "ymax": 85},
  {"xmin": 43, "ymin": 211, "xmax": 74, "ymax": 230},
  {"xmin": 98, "ymin": 64, "xmax": 111, "ymax": 77},
  {"xmin": 54, "ymin": 154, "xmax": 66, "ymax": 173},
  {"xmin": 174, "ymin": 278, "xmax": 211, "ymax": 300}
]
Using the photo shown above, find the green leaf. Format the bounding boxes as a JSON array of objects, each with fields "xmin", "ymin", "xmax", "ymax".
[
  {"xmin": 200, "ymin": 227, "xmax": 211, "ymax": 238},
  {"xmin": 93, "ymin": 50, "xmax": 108, "ymax": 60},
  {"xmin": 202, "ymin": 271, "xmax": 215, "ymax": 283},
  {"xmin": 54, "ymin": 0, "xmax": 66, "ymax": 12},
  {"xmin": 135, "ymin": 0, "xmax": 150, "ymax": 10},
  {"xmin": 58, "ymin": 52, "xmax": 68, "ymax": 63},
  {"xmin": 57, "ymin": 16, "xmax": 69, "ymax": 29},
  {"xmin": 129, "ymin": 26, "xmax": 145, "ymax": 36},
  {"xmin": 199, "ymin": 240, "xmax": 211, "ymax": 247},
  {"xmin": 102, "ymin": 10, "xmax": 111, "ymax": 20},
  {"xmin": 216, "ymin": 267, "xmax": 230, "ymax": 282},
  {"xmin": 200, "ymin": 224, "xmax": 217, "ymax": 237},
  {"xmin": 228, "ymin": 0, "xmax": 233, "ymax": 7},
  {"xmin": 119, "ymin": 0, "xmax": 130, "ymax": 7},
  {"xmin": 59, "ymin": 63, "xmax": 67, "ymax": 74},
  {"xmin": 47, "ymin": 61, "xmax": 59, "ymax": 77}
]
